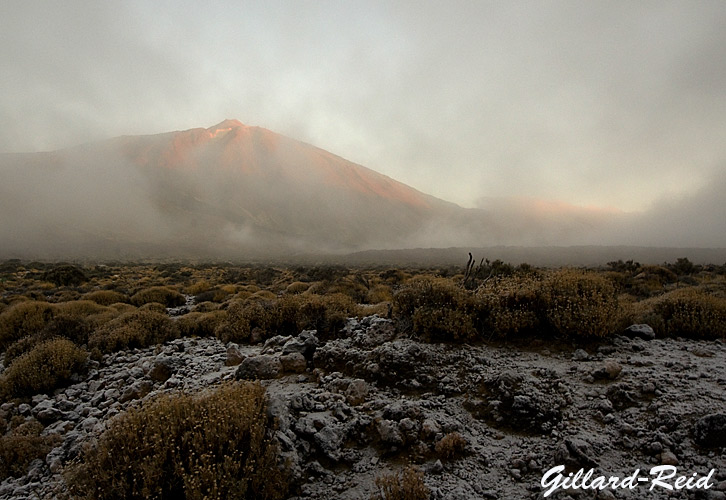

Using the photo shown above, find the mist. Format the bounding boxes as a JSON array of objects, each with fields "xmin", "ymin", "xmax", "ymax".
[{"xmin": 1, "ymin": 120, "xmax": 724, "ymax": 262}]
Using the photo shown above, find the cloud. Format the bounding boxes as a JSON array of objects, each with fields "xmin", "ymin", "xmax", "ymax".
[
  {"xmin": 1, "ymin": 1, "xmax": 725, "ymax": 244},
  {"xmin": 603, "ymin": 167, "xmax": 726, "ymax": 248}
]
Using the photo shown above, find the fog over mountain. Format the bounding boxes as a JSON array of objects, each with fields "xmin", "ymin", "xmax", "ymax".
[{"xmin": 0, "ymin": 120, "xmax": 723, "ymax": 261}]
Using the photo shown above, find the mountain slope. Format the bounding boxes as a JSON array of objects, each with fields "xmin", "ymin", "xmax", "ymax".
[{"xmin": 0, "ymin": 120, "xmax": 480, "ymax": 259}]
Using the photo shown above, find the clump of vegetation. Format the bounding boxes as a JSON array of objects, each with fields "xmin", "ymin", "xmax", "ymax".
[
  {"xmin": 434, "ymin": 432, "xmax": 468, "ymax": 460},
  {"xmin": 130, "ymin": 286, "xmax": 186, "ymax": 308},
  {"xmin": 82, "ymin": 290, "xmax": 129, "ymax": 306},
  {"xmin": 393, "ymin": 277, "xmax": 478, "ymax": 342},
  {"xmin": 0, "ymin": 301, "xmax": 54, "ymax": 350},
  {"xmin": 41, "ymin": 264, "xmax": 87, "ymax": 287},
  {"xmin": 66, "ymin": 381, "xmax": 288, "ymax": 500},
  {"xmin": 215, "ymin": 293, "xmax": 357, "ymax": 343},
  {"xmin": 651, "ymin": 288, "xmax": 726, "ymax": 339},
  {"xmin": 476, "ymin": 274, "xmax": 543, "ymax": 337},
  {"xmin": 0, "ymin": 338, "xmax": 88, "ymax": 399},
  {"xmin": 89, "ymin": 309, "xmax": 179, "ymax": 353},
  {"xmin": 177, "ymin": 310, "xmax": 227, "ymax": 338},
  {"xmin": 371, "ymin": 466, "xmax": 430, "ymax": 500},
  {"xmin": 0, "ymin": 419, "xmax": 61, "ymax": 479},
  {"xmin": 541, "ymin": 269, "xmax": 620, "ymax": 337}
]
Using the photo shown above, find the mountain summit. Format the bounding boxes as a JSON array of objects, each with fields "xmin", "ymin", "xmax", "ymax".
[{"xmin": 0, "ymin": 121, "xmax": 476, "ymax": 259}]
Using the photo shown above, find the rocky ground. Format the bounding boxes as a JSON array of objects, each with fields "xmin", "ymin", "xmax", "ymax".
[{"xmin": 1, "ymin": 315, "xmax": 725, "ymax": 499}]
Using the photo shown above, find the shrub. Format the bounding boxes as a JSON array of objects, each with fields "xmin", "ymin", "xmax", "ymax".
[
  {"xmin": 177, "ymin": 311, "xmax": 227, "ymax": 338},
  {"xmin": 54, "ymin": 300, "xmax": 117, "ymax": 330},
  {"xmin": 367, "ymin": 284, "xmax": 393, "ymax": 304},
  {"xmin": 192, "ymin": 301, "xmax": 220, "ymax": 313},
  {"xmin": 41, "ymin": 264, "xmax": 87, "ymax": 287},
  {"xmin": 393, "ymin": 277, "xmax": 477, "ymax": 342},
  {"xmin": 371, "ymin": 466, "xmax": 430, "ymax": 500},
  {"xmin": 297, "ymin": 293, "xmax": 357, "ymax": 340},
  {"xmin": 0, "ymin": 338, "xmax": 88, "ymax": 399},
  {"xmin": 66, "ymin": 381, "xmax": 288, "ymax": 500},
  {"xmin": 215, "ymin": 300, "xmax": 272, "ymax": 344},
  {"xmin": 130, "ymin": 286, "xmax": 186, "ymax": 308},
  {"xmin": 89, "ymin": 309, "xmax": 179, "ymax": 353},
  {"xmin": 434, "ymin": 432, "xmax": 468, "ymax": 460},
  {"xmin": 652, "ymin": 288, "xmax": 726, "ymax": 339},
  {"xmin": 3, "ymin": 311, "xmax": 91, "ymax": 366},
  {"xmin": 194, "ymin": 287, "xmax": 232, "ymax": 304},
  {"xmin": 476, "ymin": 274, "xmax": 543, "ymax": 337},
  {"xmin": 541, "ymin": 270, "xmax": 619, "ymax": 338},
  {"xmin": 215, "ymin": 294, "xmax": 357, "ymax": 344},
  {"xmin": 82, "ymin": 290, "xmax": 129, "ymax": 306},
  {"xmin": 286, "ymin": 281, "xmax": 310, "ymax": 294},
  {"xmin": 0, "ymin": 419, "xmax": 61, "ymax": 480},
  {"xmin": 0, "ymin": 301, "xmax": 54, "ymax": 351}
]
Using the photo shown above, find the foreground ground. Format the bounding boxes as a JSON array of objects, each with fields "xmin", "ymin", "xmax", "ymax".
[
  {"xmin": 0, "ymin": 260, "xmax": 724, "ymax": 499},
  {"xmin": 1, "ymin": 314, "xmax": 725, "ymax": 499}
]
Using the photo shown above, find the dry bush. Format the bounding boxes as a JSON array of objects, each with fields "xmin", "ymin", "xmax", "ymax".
[
  {"xmin": 0, "ymin": 338, "xmax": 87, "ymax": 399},
  {"xmin": 186, "ymin": 279, "xmax": 211, "ymax": 295},
  {"xmin": 54, "ymin": 300, "xmax": 118, "ymax": 329},
  {"xmin": 215, "ymin": 294, "xmax": 357, "ymax": 343},
  {"xmin": 286, "ymin": 281, "xmax": 310, "ymax": 294},
  {"xmin": 394, "ymin": 277, "xmax": 478, "ymax": 342},
  {"xmin": 177, "ymin": 310, "xmax": 227, "ymax": 338},
  {"xmin": 372, "ymin": 466, "xmax": 430, "ymax": 500},
  {"xmin": 66, "ymin": 381, "xmax": 288, "ymax": 500},
  {"xmin": 130, "ymin": 286, "xmax": 186, "ymax": 308},
  {"xmin": 541, "ymin": 270, "xmax": 620, "ymax": 338},
  {"xmin": 215, "ymin": 300, "xmax": 271, "ymax": 344},
  {"xmin": 89, "ymin": 309, "xmax": 179, "ymax": 353},
  {"xmin": 192, "ymin": 301, "xmax": 220, "ymax": 313},
  {"xmin": 138, "ymin": 302, "xmax": 168, "ymax": 314},
  {"xmin": 109, "ymin": 302, "xmax": 136, "ymax": 314},
  {"xmin": 41, "ymin": 264, "xmax": 87, "ymax": 287},
  {"xmin": 3, "ymin": 310, "xmax": 91, "ymax": 366},
  {"xmin": 651, "ymin": 288, "xmax": 726, "ymax": 339},
  {"xmin": 0, "ymin": 301, "xmax": 54, "ymax": 350},
  {"xmin": 0, "ymin": 419, "xmax": 61, "ymax": 479},
  {"xmin": 367, "ymin": 284, "xmax": 393, "ymax": 304},
  {"xmin": 434, "ymin": 432, "xmax": 468, "ymax": 460},
  {"xmin": 476, "ymin": 274, "xmax": 543, "ymax": 337},
  {"xmin": 194, "ymin": 287, "xmax": 233, "ymax": 304},
  {"xmin": 82, "ymin": 290, "xmax": 129, "ymax": 306},
  {"xmin": 298, "ymin": 293, "xmax": 357, "ymax": 340}
]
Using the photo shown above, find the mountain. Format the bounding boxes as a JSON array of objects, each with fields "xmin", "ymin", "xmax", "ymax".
[{"xmin": 0, "ymin": 120, "xmax": 489, "ymax": 259}]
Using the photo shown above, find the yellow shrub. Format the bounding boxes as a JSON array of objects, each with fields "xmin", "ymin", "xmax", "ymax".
[
  {"xmin": 286, "ymin": 281, "xmax": 310, "ymax": 294},
  {"xmin": 0, "ymin": 301, "xmax": 54, "ymax": 350},
  {"xmin": 66, "ymin": 382, "xmax": 288, "ymax": 500},
  {"xmin": 394, "ymin": 277, "xmax": 477, "ymax": 342},
  {"xmin": 476, "ymin": 274, "xmax": 543, "ymax": 337},
  {"xmin": 435, "ymin": 432, "xmax": 468, "ymax": 460},
  {"xmin": 367, "ymin": 284, "xmax": 393, "ymax": 304},
  {"xmin": 372, "ymin": 466, "xmax": 430, "ymax": 500},
  {"xmin": 177, "ymin": 310, "xmax": 227, "ymax": 338},
  {"xmin": 541, "ymin": 270, "xmax": 619, "ymax": 338},
  {"xmin": 653, "ymin": 288, "xmax": 726, "ymax": 339},
  {"xmin": 89, "ymin": 309, "xmax": 179, "ymax": 353},
  {"xmin": 82, "ymin": 290, "xmax": 129, "ymax": 306},
  {"xmin": 130, "ymin": 286, "xmax": 186, "ymax": 307},
  {"xmin": 0, "ymin": 419, "xmax": 61, "ymax": 479},
  {"xmin": 0, "ymin": 338, "xmax": 88, "ymax": 398}
]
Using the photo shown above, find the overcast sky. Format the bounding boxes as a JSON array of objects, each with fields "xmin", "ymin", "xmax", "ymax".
[{"xmin": 2, "ymin": 0, "xmax": 725, "ymax": 215}]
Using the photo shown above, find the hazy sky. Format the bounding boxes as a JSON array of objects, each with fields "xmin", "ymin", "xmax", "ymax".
[{"xmin": 2, "ymin": 0, "xmax": 725, "ymax": 214}]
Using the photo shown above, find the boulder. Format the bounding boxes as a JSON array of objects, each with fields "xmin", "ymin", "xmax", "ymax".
[
  {"xmin": 694, "ymin": 413, "xmax": 726, "ymax": 448},
  {"xmin": 280, "ymin": 352, "xmax": 307, "ymax": 373},
  {"xmin": 624, "ymin": 324, "xmax": 656, "ymax": 340},
  {"xmin": 235, "ymin": 355, "xmax": 282, "ymax": 380}
]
